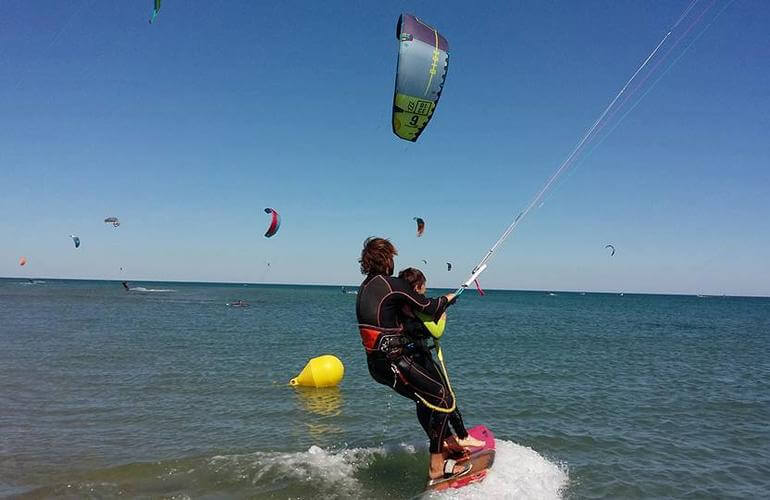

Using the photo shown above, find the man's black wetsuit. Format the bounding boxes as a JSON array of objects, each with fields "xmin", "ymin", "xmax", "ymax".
[{"xmin": 356, "ymin": 274, "xmax": 454, "ymax": 453}]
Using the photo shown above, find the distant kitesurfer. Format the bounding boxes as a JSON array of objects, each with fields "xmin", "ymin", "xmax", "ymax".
[
  {"xmin": 356, "ymin": 237, "xmax": 469, "ymax": 482},
  {"xmin": 122, "ymin": 281, "xmax": 129, "ymax": 291}
]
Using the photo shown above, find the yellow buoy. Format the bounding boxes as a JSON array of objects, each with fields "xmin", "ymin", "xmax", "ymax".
[{"xmin": 289, "ymin": 354, "xmax": 345, "ymax": 387}]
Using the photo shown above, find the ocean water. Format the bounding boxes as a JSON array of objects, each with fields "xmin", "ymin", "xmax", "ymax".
[{"xmin": 1, "ymin": 279, "xmax": 768, "ymax": 499}]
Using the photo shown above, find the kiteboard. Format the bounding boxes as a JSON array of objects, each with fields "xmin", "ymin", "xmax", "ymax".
[{"xmin": 425, "ymin": 425, "xmax": 495, "ymax": 492}]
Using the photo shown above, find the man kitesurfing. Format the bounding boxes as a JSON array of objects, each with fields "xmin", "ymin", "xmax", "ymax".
[{"xmin": 355, "ymin": 237, "xmax": 495, "ymax": 487}]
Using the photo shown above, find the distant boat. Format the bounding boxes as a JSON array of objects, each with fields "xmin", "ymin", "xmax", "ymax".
[
  {"xmin": 548, "ymin": 292, "xmax": 557, "ymax": 296},
  {"xmin": 341, "ymin": 287, "xmax": 358, "ymax": 295},
  {"xmin": 619, "ymin": 292, "xmax": 624, "ymax": 296}
]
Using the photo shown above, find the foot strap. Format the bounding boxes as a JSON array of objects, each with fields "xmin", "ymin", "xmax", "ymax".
[
  {"xmin": 443, "ymin": 459, "xmax": 457, "ymax": 477},
  {"xmin": 427, "ymin": 459, "xmax": 473, "ymax": 487}
]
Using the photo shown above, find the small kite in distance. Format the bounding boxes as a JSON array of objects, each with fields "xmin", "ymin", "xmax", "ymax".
[
  {"xmin": 447, "ymin": 262, "xmax": 452, "ymax": 271},
  {"xmin": 19, "ymin": 257, "xmax": 27, "ymax": 266},
  {"xmin": 104, "ymin": 217, "xmax": 120, "ymax": 227},
  {"xmin": 413, "ymin": 217, "xmax": 425, "ymax": 237},
  {"xmin": 264, "ymin": 208, "xmax": 280, "ymax": 238},
  {"xmin": 605, "ymin": 244, "xmax": 616, "ymax": 256},
  {"xmin": 149, "ymin": 0, "xmax": 161, "ymax": 23},
  {"xmin": 71, "ymin": 235, "xmax": 80, "ymax": 248}
]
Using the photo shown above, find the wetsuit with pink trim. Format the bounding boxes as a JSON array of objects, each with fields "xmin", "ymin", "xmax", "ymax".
[{"xmin": 356, "ymin": 274, "xmax": 453, "ymax": 454}]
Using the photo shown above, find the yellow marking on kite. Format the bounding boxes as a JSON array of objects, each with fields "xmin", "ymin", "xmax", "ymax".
[{"xmin": 424, "ymin": 29, "xmax": 440, "ymax": 96}]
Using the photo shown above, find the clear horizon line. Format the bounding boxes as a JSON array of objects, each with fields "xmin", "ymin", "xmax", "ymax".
[{"xmin": 1, "ymin": 276, "xmax": 767, "ymax": 299}]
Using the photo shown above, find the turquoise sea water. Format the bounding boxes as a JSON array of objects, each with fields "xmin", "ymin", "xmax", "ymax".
[{"xmin": 1, "ymin": 279, "xmax": 768, "ymax": 499}]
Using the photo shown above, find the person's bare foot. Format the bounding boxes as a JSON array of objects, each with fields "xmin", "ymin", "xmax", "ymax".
[
  {"xmin": 429, "ymin": 459, "xmax": 470, "ymax": 480},
  {"xmin": 456, "ymin": 435, "xmax": 485, "ymax": 448}
]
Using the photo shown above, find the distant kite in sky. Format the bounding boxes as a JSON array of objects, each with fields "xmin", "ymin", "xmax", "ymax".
[
  {"xmin": 605, "ymin": 244, "xmax": 616, "ymax": 256},
  {"xmin": 19, "ymin": 257, "xmax": 27, "ymax": 266},
  {"xmin": 104, "ymin": 217, "xmax": 120, "ymax": 228},
  {"xmin": 70, "ymin": 235, "xmax": 81, "ymax": 248},
  {"xmin": 149, "ymin": 0, "xmax": 161, "ymax": 24},
  {"xmin": 422, "ymin": 259, "xmax": 428, "ymax": 265},
  {"xmin": 413, "ymin": 217, "xmax": 425, "ymax": 237},
  {"xmin": 447, "ymin": 262, "xmax": 452, "ymax": 271},
  {"xmin": 392, "ymin": 13, "xmax": 449, "ymax": 142},
  {"xmin": 264, "ymin": 208, "xmax": 280, "ymax": 238}
]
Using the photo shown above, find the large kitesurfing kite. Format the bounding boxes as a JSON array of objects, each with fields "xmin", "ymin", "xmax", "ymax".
[
  {"xmin": 104, "ymin": 217, "xmax": 120, "ymax": 228},
  {"xmin": 392, "ymin": 14, "xmax": 449, "ymax": 142}
]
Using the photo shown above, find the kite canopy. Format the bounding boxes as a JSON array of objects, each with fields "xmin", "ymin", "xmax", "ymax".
[
  {"xmin": 264, "ymin": 208, "xmax": 280, "ymax": 238},
  {"xmin": 392, "ymin": 13, "xmax": 449, "ymax": 142},
  {"xmin": 104, "ymin": 217, "xmax": 120, "ymax": 227},
  {"xmin": 447, "ymin": 262, "xmax": 452, "ymax": 271},
  {"xmin": 605, "ymin": 244, "xmax": 616, "ymax": 256},
  {"xmin": 149, "ymin": 0, "xmax": 161, "ymax": 24},
  {"xmin": 19, "ymin": 257, "xmax": 27, "ymax": 266},
  {"xmin": 71, "ymin": 235, "xmax": 80, "ymax": 248},
  {"xmin": 413, "ymin": 217, "xmax": 425, "ymax": 237}
]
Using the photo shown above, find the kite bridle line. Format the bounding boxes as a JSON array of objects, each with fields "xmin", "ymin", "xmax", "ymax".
[{"xmin": 455, "ymin": 0, "xmax": 711, "ymax": 297}]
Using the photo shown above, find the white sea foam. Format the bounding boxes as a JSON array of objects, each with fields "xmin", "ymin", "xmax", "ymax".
[
  {"xmin": 208, "ymin": 440, "xmax": 566, "ymax": 499},
  {"xmin": 129, "ymin": 287, "xmax": 175, "ymax": 292},
  {"xmin": 209, "ymin": 445, "xmax": 384, "ymax": 496},
  {"xmin": 427, "ymin": 439, "xmax": 568, "ymax": 499}
]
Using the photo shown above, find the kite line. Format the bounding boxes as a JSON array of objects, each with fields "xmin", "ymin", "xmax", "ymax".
[{"xmin": 456, "ymin": 0, "xmax": 729, "ymax": 295}]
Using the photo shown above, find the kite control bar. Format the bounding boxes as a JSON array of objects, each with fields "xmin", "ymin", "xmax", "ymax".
[{"xmin": 454, "ymin": 264, "xmax": 487, "ymax": 296}]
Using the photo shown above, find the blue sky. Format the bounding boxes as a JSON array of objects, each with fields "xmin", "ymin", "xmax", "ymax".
[{"xmin": 2, "ymin": 1, "xmax": 768, "ymax": 296}]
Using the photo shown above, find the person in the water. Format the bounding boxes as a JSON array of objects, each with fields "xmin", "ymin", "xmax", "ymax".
[
  {"xmin": 398, "ymin": 267, "xmax": 485, "ymax": 453},
  {"xmin": 122, "ymin": 281, "xmax": 129, "ymax": 291},
  {"xmin": 355, "ymin": 237, "xmax": 469, "ymax": 482}
]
